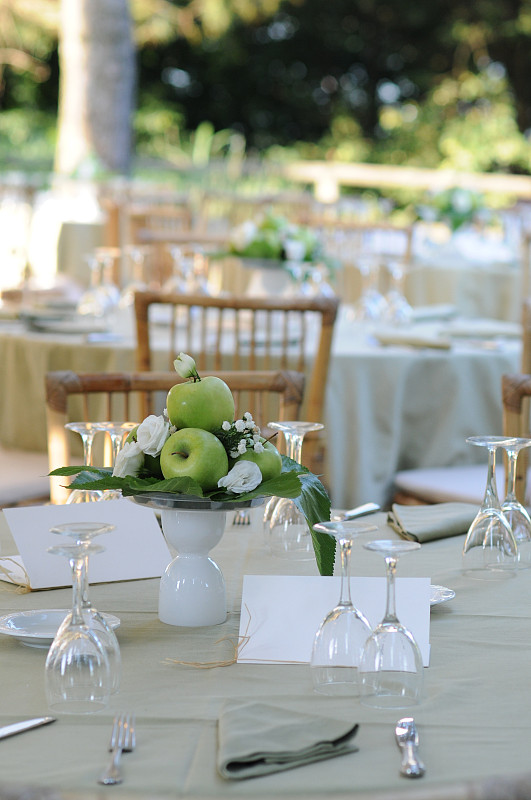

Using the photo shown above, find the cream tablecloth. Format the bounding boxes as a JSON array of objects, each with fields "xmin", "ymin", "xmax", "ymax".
[{"xmin": 0, "ymin": 508, "xmax": 530, "ymax": 800}]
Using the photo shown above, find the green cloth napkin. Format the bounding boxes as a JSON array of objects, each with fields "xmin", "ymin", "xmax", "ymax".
[
  {"xmin": 217, "ymin": 701, "xmax": 359, "ymax": 780},
  {"xmin": 388, "ymin": 502, "xmax": 478, "ymax": 543}
]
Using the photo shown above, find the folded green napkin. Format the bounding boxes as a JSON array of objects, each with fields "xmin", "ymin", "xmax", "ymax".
[
  {"xmin": 217, "ymin": 701, "xmax": 359, "ymax": 780},
  {"xmin": 388, "ymin": 502, "xmax": 478, "ymax": 543}
]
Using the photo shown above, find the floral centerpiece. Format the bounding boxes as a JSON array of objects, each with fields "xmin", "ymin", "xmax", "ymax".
[
  {"xmin": 51, "ymin": 354, "xmax": 334, "ymax": 576},
  {"xmin": 418, "ymin": 188, "xmax": 489, "ymax": 232},
  {"xmin": 228, "ymin": 211, "xmax": 326, "ymax": 264}
]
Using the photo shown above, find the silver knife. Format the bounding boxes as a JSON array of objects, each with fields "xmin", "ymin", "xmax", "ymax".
[{"xmin": 0, "ymin": 717, "xmax": 56, "ymax": 740}]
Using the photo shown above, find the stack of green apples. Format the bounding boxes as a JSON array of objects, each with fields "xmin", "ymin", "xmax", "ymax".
[{"xmin": 135, "ymin": 355, "xmax": 283, "ymax": 492}]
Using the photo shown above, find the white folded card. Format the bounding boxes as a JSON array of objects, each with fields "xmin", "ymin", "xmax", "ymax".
[
  {"xmin": 2, "ymin": 499, "xmax": 172, "ymax": 590},
  {"xmin": 238, "ymin": 574, "xmax": 431, "ymax": 666}
]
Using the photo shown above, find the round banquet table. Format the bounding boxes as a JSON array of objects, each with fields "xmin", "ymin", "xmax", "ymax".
[
  {"xmin": 0, "ymin": 305, "xmax": 522, "ymax": 509},
  {"xmin": 0, "ymin": 507, "xmax": 530, "ymax": 800}
]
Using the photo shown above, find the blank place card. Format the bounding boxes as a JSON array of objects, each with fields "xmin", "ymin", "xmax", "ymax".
[
  {"xmin": 2, "ymin": 499, "xmax": 172, "ymax": 590},
  {"xmin": 238, "ymin": 574, "xmax": 431, "ymax": 666}
]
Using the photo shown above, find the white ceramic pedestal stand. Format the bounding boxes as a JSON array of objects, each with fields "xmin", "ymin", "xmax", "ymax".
[{"xmin": 132, "ymin": 493, "xmax": 263, "ymax": 627}]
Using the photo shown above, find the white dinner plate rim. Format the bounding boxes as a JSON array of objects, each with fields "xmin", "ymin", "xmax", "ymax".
[
  {"xmin": 0, "ymin": 608, "xmax": 120, "ymax": 647},
  {"xmin": 430, "ymin": 584, "xmax": 455, "ymax": 606}
]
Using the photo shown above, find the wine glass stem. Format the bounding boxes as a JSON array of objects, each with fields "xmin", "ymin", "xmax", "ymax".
[
  {"xmin": 69, "ymin": 554, "xmax": 86, "ymax": 626},
  {"xmin": 337, "ymin": 537, "xmax": 353, "ymax": 607},
  {"xmin": 484, "ymin": 446, "xmax": 500, "ymax": 508},
  {"xmin": 110, "ymin": 433, "xmax": 124, "ymax": 467},
  {"xmin": 81, "ymin": 552, "xmax": 91, "ymax": 610},
  {"xmin": 384, "ymin": 556, "xmax": 399, "ymax": 623},
  {"xmin": 505, "ymin": 449, "xmax": 518, "ymax": 502},
  {"xmin": 283, "ymin": 433, "xmax": 304, "ymax": 463},
  {"xmin": 80, "ymin": 433, "xmax": 95, "ymax": 467}
]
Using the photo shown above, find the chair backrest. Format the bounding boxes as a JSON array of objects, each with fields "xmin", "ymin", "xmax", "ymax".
[
  {"xmin": 45, "ymin": 368, "xmax": 305, "ymax": 504},
  {"xmin": 502, "ymin": 372, "xmax": 531, "ymax": 502}
]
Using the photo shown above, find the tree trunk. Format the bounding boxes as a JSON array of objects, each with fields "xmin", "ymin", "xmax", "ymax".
[{"xmin": 55, "ymin": 0, "xmax": 135, "ymax": 175}]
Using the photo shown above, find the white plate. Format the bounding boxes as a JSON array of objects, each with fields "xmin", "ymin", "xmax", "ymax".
[
  {"xmin": 0, "ymin": 609, "xmax": 120, "ymax": 648},
  {"xmin": 430, "ymin": 584, "xmax": 455, "ymax": 606},
  {"xmin": 29, "ymin": 317, "xmax": 109, "ymax": 335}
]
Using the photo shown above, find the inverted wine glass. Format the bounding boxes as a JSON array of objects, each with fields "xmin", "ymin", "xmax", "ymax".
[
  {"xmin": 499, "ymin": 437, "xmax": 531, "ymax": 568},
  {"xmin": 462, "ymin": 436, "xmax": 519, "ymax": 576},
  {"xmin": 64, "ymin": 422, "xmax": 104, "ymax": 504},
  {"xmin": 358, "ymin": 539, "xmax": 423, "ymax": 709},
  {"xmin": 45, "ymin": 542, "xmax": 111, "ymax": 714},
  {"xmin": 267, "ymin": 421, "xmax": 325, "ymax": 559},
  {"xmin": 384, "ymin": 259, "xmax": 413, "ymax": 325},
  {"xmin": 93, "ymin": 421, "xmax": 138, "ymax": 500},
  {"xmin": 349, "ymin": 255, "xmax": 388, "ymax": 323},
  {"xmin": 51, "ymin": 521, "xmax": 121, "ymax": 693},
  {"xmin": 310, "ymin": 520, "xmax": 376, "ymax": 695}
]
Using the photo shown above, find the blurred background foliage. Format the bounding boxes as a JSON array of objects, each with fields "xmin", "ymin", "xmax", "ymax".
[{"xmin": 1, "ymin": 0, "xmax": 531, "ymax": 179}]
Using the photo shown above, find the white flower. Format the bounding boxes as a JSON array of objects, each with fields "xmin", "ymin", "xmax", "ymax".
[
  {"xmin": 230, "ymin": 220, "xmax": 257, "ymax": 251},
  {"xmin": 243, "ymin": 412, "xmax": 253, "ymax": 422},
  {"xmin": 253, "ymin": 441, "xmax": 265, "ymax": 453},
  {"xmin": 230, "ymin": 449, "xmax": 240, "ymax": 458},
  {"xmin": 217, "ymin": 461, "xmax": 262, "ymax": 494},
  {"xmin": 284, "ymin": 238, "xmax": 306, "ymax": 262},
  {"xmin": 237, "ymin": 439, "xmax": 248, "ymax": 455},
  {"xmin": 222, "ymin": 421, "xmax": 231, "ymax": 431},
  {"xmin": 136, "ymin": 414, "xmax": 170, "ymax": 457},
  {"xmin": 173, "ymin": 352, "xmax": 199, "ymax": 380},
  {"xmin": 112, "ymin": 441, "xmax": 144, "ymax": 478},
  {"xmin": 234, "ymin": 419, "xmax": 245, "ymax": 432}
]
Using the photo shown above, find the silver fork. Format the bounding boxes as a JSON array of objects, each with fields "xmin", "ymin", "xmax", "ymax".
[
  {"xmin": 97, "ymin": 712, "xmax": 136, "ymax": 785},
  {"xmin": 232, "ymin": 509, "xmax": 251, "ymax": 525}
]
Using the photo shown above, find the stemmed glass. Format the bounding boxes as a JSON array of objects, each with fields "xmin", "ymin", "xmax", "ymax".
[
  {"xmin": 358, "ymin": 539, "xmax": 424, "ymax": 708},
  {"xmin": 310, "ymin": 520, "xmax": 376, "ymax": 695},
  {"xmin": 94, "ymin": 421, "xmax": 138, "ymax": 500},
  {"xmin": 267, "ymin": 421, "xmax": 324, "ymax": 559},
  {"xmin": 119, "ymin": 246, "xmax": 149, "ymax": 307},
  {"xmin": 45, "ymin": 542, "xmax": 111, "ymax": 713},
  {"xmin": 51, "ymin": 522, "xmax": 121, "ymax": 694},
  {"xmin": 384, "ymin": 259, "xmax": 413, "ymax": 325},
  {"xmin": 64, "ymin": 422, "xmax": 104, "ymax": 504},
  {"xmin": 499, "ymin": 437, "xmax": 531, "ymax": 568},
  {"xmin": 350, "ymin": 255, "xmax": 388, "ymax": 322},
  {"xmin": 462, "ymin": 436, "xmax": 519, "ymax": 575}
]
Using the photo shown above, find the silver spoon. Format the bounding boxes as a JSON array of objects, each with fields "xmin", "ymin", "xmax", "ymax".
[
  {"xmin": 333, "ymin": 502, "xmax": 380, "ymax": 521},
  {"xmin": 395, "ymin": 717, "xmax": 425, "ymax": 778}
]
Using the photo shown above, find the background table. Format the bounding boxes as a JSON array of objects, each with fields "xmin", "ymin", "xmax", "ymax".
[
  {"xmin": 0, "ymin": 507, "xmax": 530, "ymax": 799},
  {"xmin": 0, "ymin": 307, "xmax": 521, "ymax": 509}
]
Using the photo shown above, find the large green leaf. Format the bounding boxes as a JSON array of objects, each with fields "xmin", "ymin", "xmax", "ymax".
[{"xmin": 49, "ymin": 455, "xmax": 335, "ymax": 575}]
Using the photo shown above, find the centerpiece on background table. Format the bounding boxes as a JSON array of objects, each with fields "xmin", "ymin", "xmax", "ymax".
[
  {"xmin": 51, "ymin": 354, "xmax": 333, "ymax": 627},
  {"xmin": 226, "ymin": 211, "xmax": 336, "ymax": 284}
]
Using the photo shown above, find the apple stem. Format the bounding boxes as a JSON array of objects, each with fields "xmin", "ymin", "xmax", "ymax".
[{"xmin": 265, "ymin": 431, "xmax": 279, "ymax": 443}]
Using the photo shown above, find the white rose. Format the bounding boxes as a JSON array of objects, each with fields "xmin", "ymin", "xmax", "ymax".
[
  {"xmin": 284, "ymin": 238, "xmax": 306, "ymax": 262},
  {"xmin": 112, "ymin": 441, "xmax": 144, "ymax": 478},
  {"xmin": 136, "ymin": 414, "xmax": 170, "ymax": 457},
  {"xmin": 217, "ymin": 461, "xmax": 262, "ymax": 494},
  {"xmin": 173, "ymin": 352, "xmax": 199, "ymax": 379},
  {"xmin": 230, "ymin": 220, "xmax": 257, "ymax": 252}
]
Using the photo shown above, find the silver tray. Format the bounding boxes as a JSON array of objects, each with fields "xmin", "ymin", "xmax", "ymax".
[{"xmin": 130, "ymin": 491, "xmax": 265, "ymax": 512}]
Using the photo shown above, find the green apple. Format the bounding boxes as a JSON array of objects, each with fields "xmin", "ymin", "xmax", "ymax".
[
  {"xmin": 231, "ymin": 439, "xmax": 282, "ymax": 483},
  {"xmin": 160, "ymin": 428, "xmax": 229, "ymax": 490},
  {"xmin": 166, "ymin": 376, "xmax": 235, "ymax": 432}
]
